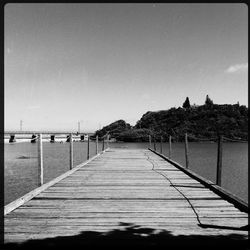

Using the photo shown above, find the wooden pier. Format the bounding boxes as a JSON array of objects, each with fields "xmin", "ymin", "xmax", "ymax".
[{"xmin": 4, "ymin": 148, "xmax": 248, "ymax": 248}]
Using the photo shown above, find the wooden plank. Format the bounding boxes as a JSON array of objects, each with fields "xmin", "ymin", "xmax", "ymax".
[
  {"xmin": 6, "ymin": 217, "xmax": 247, "ymax": 225},
  {"xmin": 7, "ymin": 204, "xmax": 245, "ymax": 212},
  {"xmin": 4, "ymin": 225, "xmax": 249, "ymax": 235},
  {"xmin": 5, "ymin": 225, "xmax": 248, "ymax": 234}
]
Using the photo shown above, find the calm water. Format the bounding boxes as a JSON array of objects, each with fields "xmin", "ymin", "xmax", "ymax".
[
  {"xmin": 4, "ymin": 141, "xmax": 248, "ymax": 205},
  {"xmin": 4, "ymin": 141, "xmax": 103, "ymax": 205}
]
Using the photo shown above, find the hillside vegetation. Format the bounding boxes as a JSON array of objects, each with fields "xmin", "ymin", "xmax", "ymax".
[
  {"xmin": 94, "ymin": 120, "xmax": 131, "ymax": 138},
  {"xmin": 94, "ymin": 97, "xmax": 248, "ymax": 142}
]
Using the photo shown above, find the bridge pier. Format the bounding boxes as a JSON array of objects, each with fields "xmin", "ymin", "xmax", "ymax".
[
  {"xmin": 50, "ymin": 135, "xmax": 55, "ymax": 143},
  {"xmin": 9, "ymin": 134, "xmax": 16, "ymax": 143},
  {"xmin": 66, "ymin": 135, "xmax": 70, "ymax": 142},
  {"xmin": 31, "ymin": 134, "xmax": 37, "ymax": 143}
]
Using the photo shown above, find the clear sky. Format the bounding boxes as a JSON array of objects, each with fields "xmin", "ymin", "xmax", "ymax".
[{"xmin": 4, "ymin": 3, "xmax": 248, "ymax": 132}]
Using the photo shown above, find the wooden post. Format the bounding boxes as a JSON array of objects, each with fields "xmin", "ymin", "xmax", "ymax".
[
  {"xmin": 160, "ymin": 136, "xmax": 163, "ymax": 154},
  {"xmin": 169, "ymin": 135, "xmax": 172, "ymax": 159},
  {"xmin": 69, "ymin": 133, "xmax": 73, "ymax": 170},
  {"xmin": 153, "ymin": 136, "xmax": 156, "ymax": 151},
  {"xmin": 184, "ymin": 133, "xmax": 189, "ymax": 169},
  {"xmin": 149, "ymin": 135, "xmax": 152, "ymax": 148},
  {"xmin": 107, "ymin": 134, "xmax": 109, "ymax": 148},
  {"xmin": 96, "ymin": 135, "xmax": 99, "ymax": 154},
  {"xmin": 38, "ymin": 134, "xmax": 43, "ymax": 186},
  {"xmin": 87, "ymin": 135, "xmax": 90, "ymax": 160},
  {"xmin": 102, "ymin": 136, "xmax": 105, "ymax": 151},
  {"xmin": 216, "ymin": 135, "xmax": 223, "ymax": 186}
]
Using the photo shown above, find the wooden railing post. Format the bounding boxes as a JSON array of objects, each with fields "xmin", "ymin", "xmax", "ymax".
[
  {"xmin": 102, "ymin": 136, "xmax": 105, "ymax": 151},
  {"xmin": 69, "ymin": 133, "xmax": 73, "ymax": 170},
  {"xmin": 107, "ymin": 134, "xmax": 109, "ymax": 148},
  {"xmin": 96, "ymin": 135, "xmax": 99, "ymax": 154},
  {"xmin": 149, "ymin": 135, "xmax": 152, "ymax": 148},
  {"xmin": 160, "ymin": 136, "xmax": 163, "ymax": 154},
  {"xmin": 184, "ymin": 133, "xmax": 189, "ymax": 169},
  {"xmin": 169, "ymin": 135, "xmax": 172, "ymax": 159},
  {"xmin": 87, "ymin": 135, "xmax": 90, "ymax": 160},
  {"xmin": 153, "ymin": 136, "xmax": 156, "ymax": 151},
  {"xmin": 216, "ymin": 135, "xmax": 223, "ymax": 186},
  {"xmin": 38, "ymin": 134, "xmax": 43, "ymax": 186}
]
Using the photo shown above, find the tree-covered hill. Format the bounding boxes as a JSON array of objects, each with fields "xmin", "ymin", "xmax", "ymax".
[
  {"xmin": 94, "ymin": 120, "xmax": 131, "ymax": 139},
  {"xmin": 93, "ymin": 97, "xmax": 248, "ymax": 142},
  {"xmin": 134, "ymin": 103, "xmax": 248, "ymax": 141}
]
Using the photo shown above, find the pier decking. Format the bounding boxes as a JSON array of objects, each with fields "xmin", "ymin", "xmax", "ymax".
[{"xmin": 4, "ymin": 148, "xmax": 248, "ymax": 247}]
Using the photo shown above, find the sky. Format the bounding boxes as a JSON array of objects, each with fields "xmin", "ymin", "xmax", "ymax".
[{"xmin": 4, "ymin": 3, "xmax": 248, "ymax": 132}]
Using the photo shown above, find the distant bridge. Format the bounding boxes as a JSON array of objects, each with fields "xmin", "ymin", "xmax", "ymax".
[{"xmin": 4, "ymin": 131, "xmax": 94, "ymax": 135}]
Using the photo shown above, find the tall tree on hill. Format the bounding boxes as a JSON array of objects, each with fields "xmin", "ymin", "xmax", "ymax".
[
  {"xmin": 205, "ymin": 95, "xmax": 213, "ymax": 108},
  {"xmin": 182, "ymin": 97, "xmax": 191, "ymax": 109}
]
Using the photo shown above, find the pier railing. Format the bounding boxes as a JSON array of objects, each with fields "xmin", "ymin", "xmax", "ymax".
[
  {"xmin": 6, "ymin": 132, "xmax": 110, "ymax": 183},
  {"xmin": 4, "ymin": 132, "xmax": 110, "ymax": 210},
  {"xmin": 148, "ymin": 133, "xmax": 248, "ymax": 212},
  {"xmin": 148, "ymin": 133, "xmax": 247, "ymax": 186}
]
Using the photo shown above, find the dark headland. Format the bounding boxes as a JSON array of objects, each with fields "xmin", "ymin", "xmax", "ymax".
[{"xmin": 93, "ymin": 96, "xmax": 248, "ymax": 142}]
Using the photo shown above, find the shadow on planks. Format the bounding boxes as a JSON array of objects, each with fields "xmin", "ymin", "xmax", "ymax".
[{"xmin": 3, "ymin": 222, "xmax": 249, "ymax": 250}]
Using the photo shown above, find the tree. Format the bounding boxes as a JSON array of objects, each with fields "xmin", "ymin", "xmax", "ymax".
[
  {"xmin": 205, "ymin": 95, "xmax": 213, "ymax": 108},
  {"xmin": 182, "ymin": 97, "xmax": 191, "ymax": 109}
]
